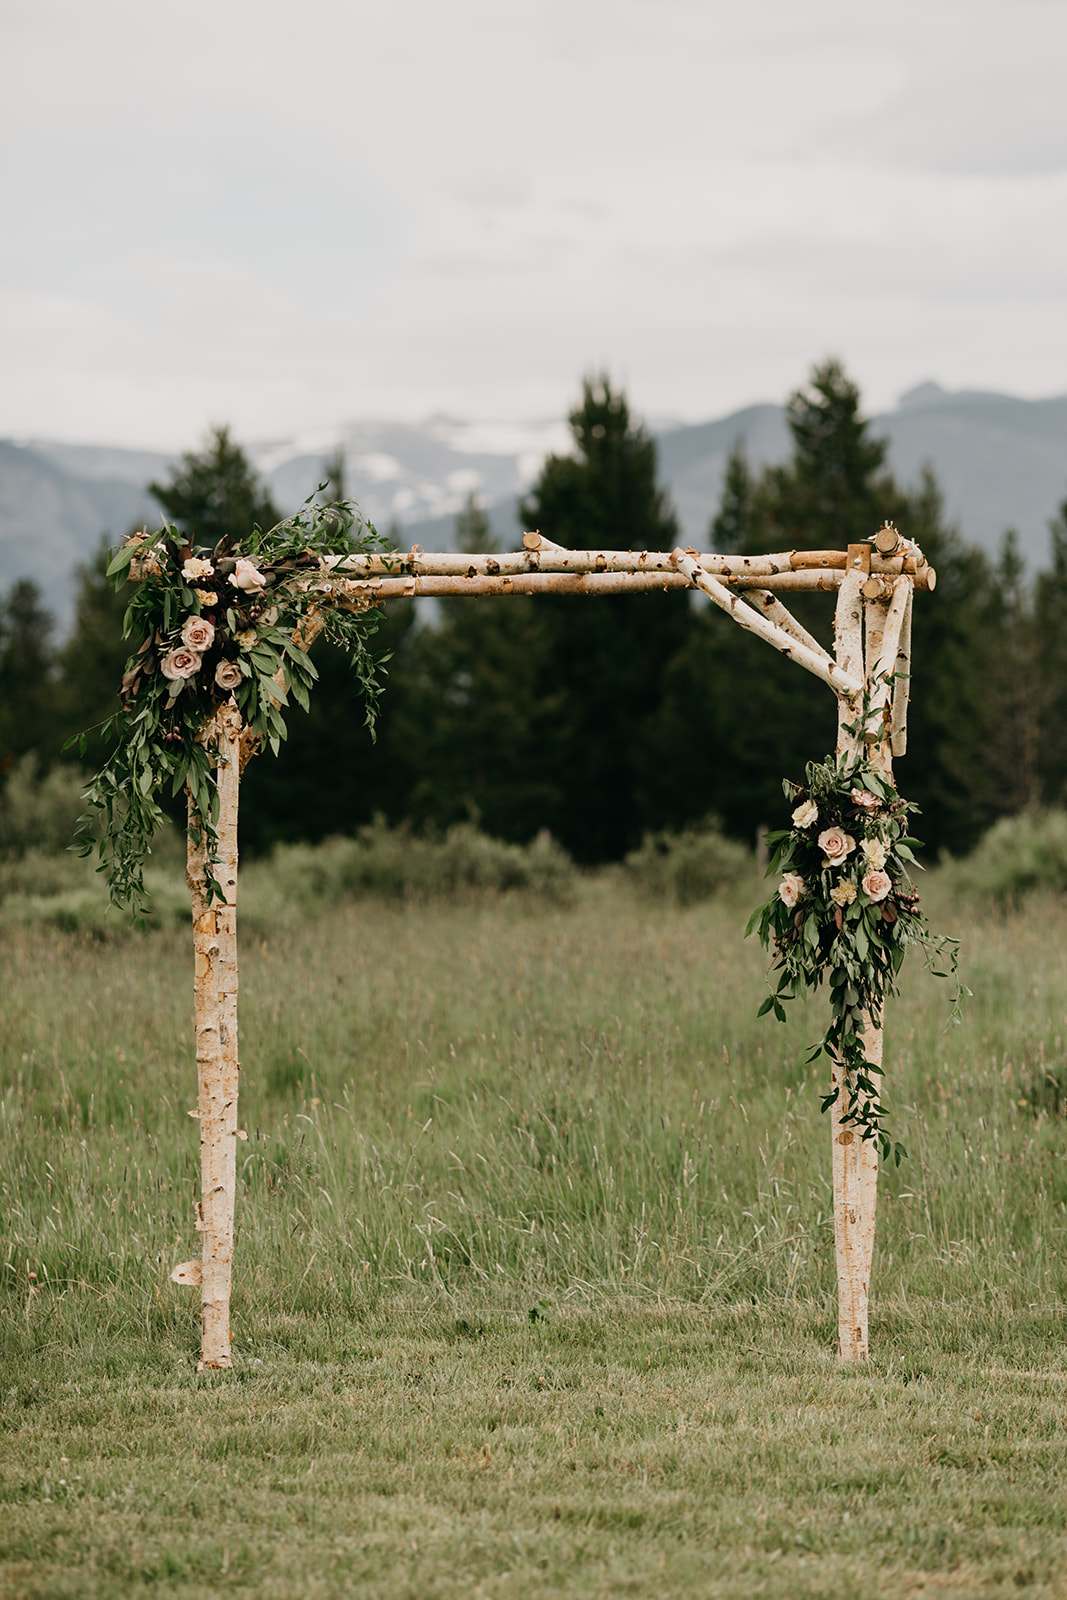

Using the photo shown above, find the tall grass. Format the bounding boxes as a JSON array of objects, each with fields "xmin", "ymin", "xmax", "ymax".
[
  {"xmin": 3, "ymin": 874, "xmax": 1065, "ymax": 1330},
  {"xmin": 4, "ymin": 876, "xmax": 1067, "ymax": 1598}
]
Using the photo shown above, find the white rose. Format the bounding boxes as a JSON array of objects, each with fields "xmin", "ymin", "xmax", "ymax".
[
  {"xmin": 830, "ymin": 880, "xmax": 857, "ymax": 907},
  {"xmin": 182, "ymin": 557, "xmax": 215, "ymax": 580},
  {"xmin": 792, "ymin": 799, "xmax": 818, "ymax": 829},
  {"xmin": 861, "ymin": 838, "xmax": 888, "ymax": 870}
]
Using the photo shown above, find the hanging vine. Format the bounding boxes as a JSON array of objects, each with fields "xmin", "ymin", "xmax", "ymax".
[
  {"xmin": 746, "ymin": 749, "xmax": 967, "ymax": 1163},
  {"xmin": 71, "ymin": 496, "xmax": 388, "ymax": 917}
]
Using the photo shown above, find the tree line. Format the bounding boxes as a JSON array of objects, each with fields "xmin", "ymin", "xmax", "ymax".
[{"xmin": 2, "ymin": 359, "xmax": 1065, "ymax": 862}]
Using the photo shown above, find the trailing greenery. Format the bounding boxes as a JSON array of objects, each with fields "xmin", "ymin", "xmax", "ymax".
[
  {"xmin": 747, "ymin": 744, "xmax": 966, "ymax": 1162},
  {"xmin": 70, "ymin": 497, "xmax": 387, "ymax": 917}
]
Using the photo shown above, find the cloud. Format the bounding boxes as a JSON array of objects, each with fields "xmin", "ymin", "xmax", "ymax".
[{"xmin": 827, "ymin": 67, "xmax": 1067, "ymax": 176}]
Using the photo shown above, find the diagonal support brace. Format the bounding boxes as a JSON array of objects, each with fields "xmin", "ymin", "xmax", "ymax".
[{"xmin": 671, "ymin": 548, "xmax": 864, "ymax": 699}]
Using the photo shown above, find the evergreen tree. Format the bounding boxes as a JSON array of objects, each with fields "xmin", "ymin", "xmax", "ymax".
[
  {"xmin": 0, "ymin": 580, "xmax": 58, "ymax": 777},
  {"xmin": 387, "ymin": 495, "xmax": 559, "ymax": 843},
  {"xmin": 1034, "ymin": 494, "xmax": 1067, "ymax": 807},
  {"xmin": 54, "ymin": 539, "xmax": 131, "ymax": 771},
  {"xmin": 654, "ymin": 363, "xmax": 998, "ymax": 855},
  {"xmin": 518, "ymin": 376, "xmax": 691, "ymax": 861},
  {"xmin": 149, "ymin": 425, "xmax": 281, "ymax": 548},
  {"xmin": 709, "ymin": 444, "xmax": 752, "ymax": 553}
]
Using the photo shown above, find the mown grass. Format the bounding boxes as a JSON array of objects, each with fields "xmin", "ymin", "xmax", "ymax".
[{"xmin": 3, "ymin": 876, "xmax": 1067, "ymax": 1597}]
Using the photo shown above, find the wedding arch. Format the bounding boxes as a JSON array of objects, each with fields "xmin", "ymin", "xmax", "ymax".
[{"xmin": 82, "ymin": 510, "xmax": 946, "ymax": 1368}]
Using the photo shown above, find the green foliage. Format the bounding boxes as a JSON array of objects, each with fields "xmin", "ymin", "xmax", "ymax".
[
  {"xmin": 148, "ymin": 424, "xmax": 282, "ymax": 550},
  {"xmin": 0, "ymin": 754, "xmax": 86, "ymax": 857},
  {"xmin": 519, "ymin": 375, "xmax": 690, "ymax": 862},
  {"xmin": 748, "ymin": 743, "xmax": 965, "ymax": 1160},
  {"xmin": 242, "ymin": 816, "xmax": 575, "ymax": 914},
  {"xmin": 946, "ymin": 808, "xmax": 1067, "ymax": 901},
  {"xmin": 49, "ymin": 538, "xmax": 135, "ymax": 779},
  {"xmin": 74, "ymin": 496, "xmax": 387, "ymax": 917},
  {"xmin": 0, "ymin": 578, "xmax": 58, "ymax": 774},
  {"xmin": 623, "ymin": 815, "xmax": 752, "ymax": 904}
]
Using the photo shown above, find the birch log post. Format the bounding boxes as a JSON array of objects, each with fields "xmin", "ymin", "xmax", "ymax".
[
  {"xmin": 179, "ymin": 700, "xmax": 243, "ymax": 1370},
  {"xmin": 829, "ymin": 556, "xmax": 882, "ymax": 1361}
]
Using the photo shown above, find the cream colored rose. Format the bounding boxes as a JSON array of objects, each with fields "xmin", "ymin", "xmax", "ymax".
[
  {"xmin": 229, "ymin": 557, "xmax": 268, "ymax": 593},
  {"xmin": 792, "ymin": 798, "xmax": 818, "ymax": 829},
  {"xmin": 778, "ymin": 872, "xmax": 805, "ymax": 908},
  {"xmin": 236, "ymin": 629, "xmax": 257, "ymax": 649},
  {"xmin": 862, "ymin": 869, "xmax": 892, "ymax": 903},
  {"xmin": 818, "ymin": 827, "xmax": 856, "ymax": 867},
  {"xmin": 193, "ymin": 588, "xmax": 218, "ymax": 606},
  {"xmin": 160, "ymin": 646, "xmax": 201, "ymax": 681},
  {"xmin": 183, "ymin": 557, "xmax": 215, "ymax": 580},
  {"xmin": 861, "ymin": 838, "xmax": 888, "ymax": 870},
  {"xmin": 830, "ymin": 880, "xmax": 857, "ymax": 907},
  {"xmin": 181, "ymin": 615, "xmax": 215, "ymax": 652},
  {"xmin": 215, "ymin": 660, "xmax": 243, "ymax": 690},
  {"xmin": 851, "ymin": 788, "xmax": 880, "ymax": 811}
]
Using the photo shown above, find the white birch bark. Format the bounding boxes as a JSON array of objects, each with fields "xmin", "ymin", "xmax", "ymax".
[
  {"xmin": 866, "ymin": 579, "xmax": 912, "ymax": 752},
  {"xmin": 185, "ymin": 701, "xmax": 242, "ymax": 1371},
  {"xmin": 890, "ymin": 586, "xmax": 913, "ymax": 758},
  {"xmin": 672, "ymin": 549, "xmax": 864, "ymax": 697},
  {"xmin": 828, "ymin": 563, "xmax": 881, "ymax": 1362},
  {"xmin": 327, "ymin": 545, "xmax": 936, "ymax": 585},
  {"xmin": 327, "ymin": 569, "xmax": 858, "ymax": 608},
  {"xmin": 742, "ymin": 589, "xmax": 829, "ymax": 657}
]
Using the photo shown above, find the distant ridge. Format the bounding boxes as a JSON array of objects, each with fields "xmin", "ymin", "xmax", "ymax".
[{"xmin": 3, "ymin": 384, "xmax": 1065, "ymax": 627}]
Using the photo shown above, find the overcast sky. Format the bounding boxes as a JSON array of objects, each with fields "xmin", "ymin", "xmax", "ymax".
[{"xmin": 2, "ymin": 0, "xmax": 1065, "ymax": 448}]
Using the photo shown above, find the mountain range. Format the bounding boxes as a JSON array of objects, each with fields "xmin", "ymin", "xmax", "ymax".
[{"xmin": 2, "ymin": 382, "xmax": 1064, "ymax": 628}]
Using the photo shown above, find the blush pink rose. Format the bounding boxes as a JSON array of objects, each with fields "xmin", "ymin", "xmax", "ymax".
[
  {"xmin": 818, "ymin": 827, "xmax": 856, "ymax": 867},
  {"xmin": 229, "ymin": 557, "xmax": 268, "ymax": 593},
  {"xmin": 181, "ymin": 615, "xmax": 215, "ymax": 652},
  {"xmin": 215, "ymin": 660, "xmax": 243, "ymax": 690},
  {"xmin": 778, "ymin": 872, "xmax": 804, "ymax": 908},
  {"xmin": 862, "ymin": 868, "xmax": 892, "ymax": 902},
  {"xmin": 851, "ymin": 788, "xmax": 880, "ymax": 811},
  {"xmin": 160, "ymin": 646, "xmax": 202, "ymax": 681}
]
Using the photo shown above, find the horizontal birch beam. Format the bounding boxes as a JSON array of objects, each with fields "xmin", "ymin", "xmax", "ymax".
[
  {"xmin": 670, "ymin": 549, "xmax": 865, "ymax": 699},
  {"xmin": 316, "ymin": 566, "xmax": 871, "ymax": 607},
  {"xmin": 325, "ymin": 540, "xmax": 937, "ymax": 590}
]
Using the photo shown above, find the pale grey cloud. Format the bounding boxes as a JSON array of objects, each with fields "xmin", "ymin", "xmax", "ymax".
[{"xmin": 0, "ymin": 0, "xmax": 1064, "ymax": 445}]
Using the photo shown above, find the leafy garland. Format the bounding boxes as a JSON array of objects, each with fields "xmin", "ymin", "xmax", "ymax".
[
  {"xmin": 72, "ymin": 497, "xmax": 388, "ymax": 917},
  {"xmin": 746, "ymin": 746, "xmax": 967, "ymax": 1164}
]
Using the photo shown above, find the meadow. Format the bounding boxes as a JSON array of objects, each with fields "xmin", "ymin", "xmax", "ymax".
[{"xmin": 3, "ymin": 867, "xmax": 1067, "ymax": 1599}]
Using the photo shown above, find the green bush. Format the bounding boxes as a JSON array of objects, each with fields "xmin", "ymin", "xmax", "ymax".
[
  {"xmin": 240, "ymin": 817, "xmax": 576, "ymax": 917},
  {"xmin": 623, "ymin": 816, "xmax": 752, "ymax": 905},
  {"xmin": 946, "ymin": 808, "xmax": 1067, "ymax": 901},
  {"xmin": 0, "ymin": 755, "xmax": 87, "ymax": 857}
]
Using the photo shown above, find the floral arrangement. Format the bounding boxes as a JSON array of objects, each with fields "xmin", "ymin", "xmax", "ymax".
[
  {"xmin": 72, "ymin": 497, "xmax": 387, "ymax": 917},
  {"xmin": 746, "ymin": 750, "xmax": 965, "ymax": 1163}
]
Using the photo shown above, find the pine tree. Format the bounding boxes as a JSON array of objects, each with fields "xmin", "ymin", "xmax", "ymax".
[
  {"xmin": 386, "ymin": 496, "xmax": 558, "ymax": 843},
  {"xmin": 517, "ymin": 376, "xmax": 691, "ymax": 861},
  {"xmin": 0, "ymin": 580, "xmax": 59, "ymax": 777},
  {"xmin": 149, "ymin": 425, "xmax": 281, "ymax": 548},
  {"xmin": 54, "ymin": 539, "xmax": 131, "ymax": 771}
]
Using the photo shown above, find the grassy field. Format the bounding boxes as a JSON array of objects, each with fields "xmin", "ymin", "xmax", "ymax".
[{"xmin": 3, "ymin": 873, "xmax": 1067, "ymax": 1598}]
